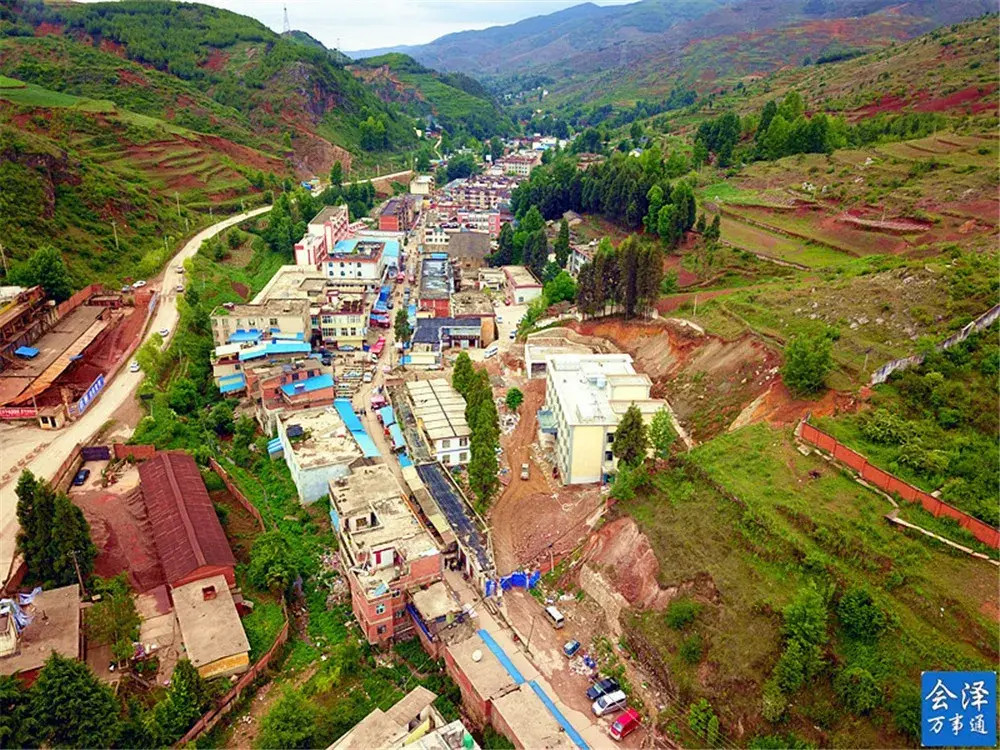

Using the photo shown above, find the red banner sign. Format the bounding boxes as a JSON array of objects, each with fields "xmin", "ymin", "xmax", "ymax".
[{"xmin": 0, "ymin": 407, "xmax": 38, "ymax": 420}]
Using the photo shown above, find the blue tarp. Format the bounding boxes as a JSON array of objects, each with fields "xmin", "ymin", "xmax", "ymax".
[
  {"xmin": 528, "ymin": 680, "xmax": 589, "ymax": 750},
  {"xmin": 228, "ymin": 329, "xmax": 261, "ymax": 343},
  {"xmin": 388, "ymin": 423, "xmax": 406, "ymax": 451},
  {"xmin": 280, "ymin": 373, "xmax": 333, "ymax": 397},
  {"xmin": 333, "ymin": 399, "xmax": 380, "ymax": 458},
  {"xmin": 407, "ymin": 603, "xmax": 433, "ymax": 641},
  {"xmin": 377, "ymin": 405, "xmax": 395, "ymax": 426},
  {"xmin": 238, "ymin": 341, "xmax": 311, "ymax": 361},
  {"xmin": 398, "ymin": 453, "xmax": 413, "ymax": 468},
  {"xmin": 267, "ymin": 437, "xmax": 283, "ymax": 455},
  {"xmin": 476, "ymin": 629, "xmax": 525, "ymax": 684},
  {"xmin": 13, "ymin": 346, "xmax": 38, "ymax": 358},
  {"xmin": 218, "ymin": 373, "xmax": 246, "ymax": 394}
]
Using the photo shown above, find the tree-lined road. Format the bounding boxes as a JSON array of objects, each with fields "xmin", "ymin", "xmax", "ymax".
[{"xmin": 0, "ymin": 205, "xmax": 271, "ymax": 588}]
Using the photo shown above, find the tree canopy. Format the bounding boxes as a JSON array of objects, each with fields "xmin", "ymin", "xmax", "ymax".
[{"xmin": 612, "ymin": 404, "xmax": 649, "ymax": 467}]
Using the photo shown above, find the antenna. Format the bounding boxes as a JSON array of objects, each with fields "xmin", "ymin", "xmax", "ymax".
[{"xmin": 282, "ymin": 3, "xmax": 290, "ymax": 34}]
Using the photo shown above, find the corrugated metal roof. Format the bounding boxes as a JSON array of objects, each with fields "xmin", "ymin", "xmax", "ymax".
[{"xmin": 138, "ymin": 452, "xmax": 235, "ymax": 587}]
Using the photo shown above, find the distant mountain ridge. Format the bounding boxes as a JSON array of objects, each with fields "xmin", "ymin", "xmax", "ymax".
[{"xmin": 350, "ymin": 0, "xmax": 994, "ymax": 107}]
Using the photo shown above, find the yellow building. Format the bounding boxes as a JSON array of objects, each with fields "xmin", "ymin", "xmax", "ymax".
[
  {"xmin": 171, "ymin": 575, "xmax": 251, "ymax": 679},
  {"xmin": 544, "ymin": 354, "xmax": 665, "ymax": 485}
]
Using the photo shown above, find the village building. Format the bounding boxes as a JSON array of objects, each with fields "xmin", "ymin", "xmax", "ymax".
[
  {"xmin": 329, "ymin": 465, "xmax": 441, "ymax": 644},
  {"xmin": 0, "ymin": 584, "xmax": 81, "ymax": 685},
  {"xmin": 418, "ymin": 254, "xmax": 454, "ymax": 318},
  {"xmin": 294, "ymin": 205, "xmax": 353, "ymax": 266},
  {"xmin": 502, "ymin": 266, "xmax": 543, "ymax": 305},
  {"xmin": 276, "ymin": 407, "xmax": 366, "ymax": 504},
  {"xmin": 171, "ymin": 574, "xmax": 251, "ymax": 679},
  {"xmin": 405, "ymin": 380, "xmax": 470, "ymax": 466},
  {"xmin": 210, "ymin": 299, "xmax": 311, "ymax": 348}
]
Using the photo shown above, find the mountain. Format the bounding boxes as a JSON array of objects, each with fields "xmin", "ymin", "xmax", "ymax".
[
  {"xmin": 351, "ymin": 0, "xmax": 994, "ymax": 108},
  {"xmin": 0, "ymin": 0, "xmax": 423, "ymax": 287},
  {"xmin": 350, "ymin": 53, "xmax": 514, "ymax": 138}
]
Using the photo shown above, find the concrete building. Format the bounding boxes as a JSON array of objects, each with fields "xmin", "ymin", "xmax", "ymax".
[
  {"xmin": 544, "ymin": 354, "xmax": 666, "ymax": 485},
  {"xmin": 567, "ymin": 241, "xmax": 598, "ymax": 277},
  {"xmin": 329, "ymin": 464, "xmax": 441, "ymax": 644},
  {"xmin": 446, "ymin": 233, "xmax": 492, "ymax": 280},
  {"xmin": 294, "ymin": 205, "xmax": 352, "ymax": 266},
  {"xmin": 0, "ymin": 285, "xmax": 57, "ymax": 370},
  {"xmin": 210, "ymin": 299, "xmax": 311, "ymax": 348},
  {"xmin": 314, "ymin": 293, "xmax": 368, "ymax": 350},
  {"xmin": 379, "ymin": 196, "xmax": 416, "ymax": 232},
  {"xmin": 211, "ymin": 339, "xmax": 313, "ymax": 394},
  {"xmin": 322, "ymin": 238, "xmax": 399, "ymax": 283},
  {"xmin": 0, "ymin": 584, "xmax": 81, "ymax": 685},
  {"xmin": 411, "ymin": 317, "xmax": 490, "ymax": 362},
  {"xmin": 477, "ymin": 268, "xmax": 506, "ymax": 292},
  {"xmin": 523, "ymin": 332, "xmax": 595, "ymax": 378},
  {"xmin": 409, "ymin": 174, "xmax": 434, "ymax": 197},
  {"xmin": 418, "ymin": 255, "xmax": 454, "ymax": 318},
  {"xmin": 171, "ymin": 574, "xmax": 251, "ymax": 679},
  {"xmin": 495, "ymin": 152, "xmax": 541, "ymax": 177},
  {"xmin": 277, "ymin": 407, "xmax": 364, "ymax": 503},
  {"xmin": 331, "ymin": 686, "xmax": 479, "ymax": 750},
  {"xmin": 502, "ymin": 266, "xmax": 543, "ymax": 305},
  {"xmin": 405, "ymin": 379, "xmax": 471, "ymax": 466}
]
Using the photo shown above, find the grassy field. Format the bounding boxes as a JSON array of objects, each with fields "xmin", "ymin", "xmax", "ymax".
[
  {"xmin": 717, "ymin": 214, "xmax": 854, "ymax": 268},
  {"xmin": 619, "ymin": 423, "xmax": 998, "ymax": 748}
]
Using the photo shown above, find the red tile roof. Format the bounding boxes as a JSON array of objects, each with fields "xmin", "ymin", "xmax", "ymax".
[{"xmin": 138, "ymin": 452, "xmax": 235, "ymax": 587}]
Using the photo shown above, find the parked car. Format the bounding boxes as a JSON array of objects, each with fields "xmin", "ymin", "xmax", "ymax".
[
  {"xmin": 158, "ymin": 328, "xmax": 170, "ymax": 338},
  {"xmin": 175, "ymin": 265, "xmax": 184, "ymax": 273},
  {"xmin": 176, "ymin": 284, "xmax": 184, "ymax": 293},
  {"xmin": 509, "ymin": 330, "xmax": 516, "ymax": 340},
  {"xmin": 592, "ymin": 690, "xmax": 627, "ymax": 717},
  {"xmin": 132, "ymin": 279, "xmax": 146, "ymax": 289},
  {"xmin": 562, "ymin": 640, "xmax": 581, "ymax": 658},
  {"xmin": 520, "ymin": 463, "xmax": 529, "ymax": 480},
  {"xmin": 129, "ymin": 361, "xmax": 141, "ymax": 373},
  {"xmin": 586, "ymin": 678, "xmax": 621, "ymax": 702},
  {"xmin": 120, "ymin": 285, "xmax": 131, "ymax": 293},
  {"xmin": 608, "ymin": 708, "xmax": 641, "ymax": 741},
  {"xmin": 72, "ymin": 468, "xmax": 91, "ymax": 487}
]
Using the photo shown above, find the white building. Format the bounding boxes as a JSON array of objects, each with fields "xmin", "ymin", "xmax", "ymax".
[
  {"xmin": 502, "ymin": 266, "xmax": 543, "ymax": 305},
  {"xmin": 277, "ymin": 407, "xmax": 363, "ymax": 503},
  {"xmin": 405, "ymin": 379, "xmax": 471, "ymax": 466},
  {"xmin": 544, "ymin": 354, "xmax": 666, "ymax": 485}
]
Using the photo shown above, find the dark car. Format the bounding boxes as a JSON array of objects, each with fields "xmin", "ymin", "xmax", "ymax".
[
  {"xmin": 586, "ymin": 677, "xmax": 621, "ymax": 702},
  {"xmin": 72, "ymin": 468, "xmax": 91, "ymax": 487},
  {"xmin": 562, "ymin": 640, "xmax": 581, "ymax": 658}
]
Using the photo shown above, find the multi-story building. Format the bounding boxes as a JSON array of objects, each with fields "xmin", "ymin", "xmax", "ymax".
[
  {"xmin": 329, "ymin": 464, "xmax": 441, "ymax": 645},
  {"xmin": 418, "ymin": 254, "xmax": 453, "ymax": 318},
  {"xmin": 567, "ymin": 241, "xmax": 598, "ymax": 277},
  {"xmin": 495, "ymin": 152, "xmax": 541, "ymax": 177},
  {"xmin": 405, "ymin": 379, "xmax": 471, "ymax": 466},
  {"xmin": 277, "ymin": 407, "xmax": 364, "ymax": 504},
  {"xmin": 313, "ymin": 293, "xmax": 368, "ymax": 350},
  {"xmin": 294, "ymin": 205, "xmax": 352, "ymax": 266},
  {"xmin": 543, "ymin": 353, "xmax": 666, "ymax": 485},
  {"xmin": 321, "ymin": 238, "xmax": 398, "ymax": 283},
  {"xmin": 210, "ymin": 299, "xmax": 311, "ymax": 347},
  {"xmin": 477, "ymin": 268, "xmax": 506, "ymax": 292},
  {"xmin": 409, "ymin": 174, "xmax": 434, "ymax": 197},
  {"xmin": 211, "ymin": 339, "xmax": 312, "ymax": 394},
  {"xmin": 378, "ymin": 196, "xmax": 416, "ymax": 232},
  {"xmin": 0, "ymin": 285, "xmax": 57, "ymax": 369}
]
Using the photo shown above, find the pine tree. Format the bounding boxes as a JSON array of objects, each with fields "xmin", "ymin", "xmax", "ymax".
[
  {"xmin": 30, "ymin": 654, "xmax": 121, "ymax": 748},
  {"xmin": 554, "ymin": 218, "xmax": 571, "ymax": 268},
  {"xmin": 393, "ymin": 308, "xmax": 412, "ymax": 344},
  {"xmin": 612, "ymin": 404, "xmax": 649, "ymax": 467},
  {"xmin": 451, "ymin": 352, "xmax": 475, "ymax": 396},
  {"xmin": 491, "ymin": 223, "xmax": 515, "ymax": 267}
]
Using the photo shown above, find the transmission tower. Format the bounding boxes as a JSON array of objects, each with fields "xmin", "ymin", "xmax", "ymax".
[{"xmin": 282, "ymin": 3, "xmax": 290, "ymax": 34}]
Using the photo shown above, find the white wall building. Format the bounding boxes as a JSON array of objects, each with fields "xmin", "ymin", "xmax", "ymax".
[
  {"xmin": 405, "ymin": 379, "xmax": 471, "ymax": 466},
  {"xmin": 277, "ymin": 408, "xmax": 363, "ymax": 503}
]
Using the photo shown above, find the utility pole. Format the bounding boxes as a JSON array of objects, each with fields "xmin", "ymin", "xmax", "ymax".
[
  {"xmin": 70, "ymin": 550, "xmax": 87, "ymax": 597},
  {"xmin": 110, "ymin": 219, "xmax": 119, "ymax": 252},
  {"xmin": 0, "ymin": 241, "xmax": 7, "ymax": 275},
  {"xmin": 524, "ymin": 615, "xmax": 537, "ymax": 655},
  {"xmin": 175, "ymin": 191, "xmax": 181, "ymax": 219}
]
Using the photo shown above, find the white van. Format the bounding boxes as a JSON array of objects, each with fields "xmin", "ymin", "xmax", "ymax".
[
  {"xmin": 592, "ymin": 690, "xmax": 627, "ymax": 717},
  {"xmin": 483, "ymin": 343, "xmax": 499, "ymax": 359},
  {"xmin": 544, "ymin": 606, "xmax": 565, "ymax": 629}
]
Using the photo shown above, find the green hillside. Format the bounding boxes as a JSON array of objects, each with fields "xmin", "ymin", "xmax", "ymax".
[{"xmin": 353, "ymin": 53, "xmax": 513, "ymax": 138}]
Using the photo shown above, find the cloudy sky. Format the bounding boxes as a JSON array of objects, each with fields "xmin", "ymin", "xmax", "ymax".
[{"xmin": 161, "ymin": 0, "xmax": 633, "ymax": 53}]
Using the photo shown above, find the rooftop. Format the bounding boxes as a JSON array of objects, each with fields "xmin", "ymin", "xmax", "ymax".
[
  {"xmin": 330, "ymin": 238, "xmax": 399, "ymax": 262},
  {"xmin": 502, "ymin": 266, "xmax": 541, "ymax": 288},
  {"xmin": 279, "ymin": 407, "xmax": 364, "ymax": 470},
  {"xmin": 419, "ymin": 256, "xmax": 453, "ymax": 300},
  {"xmin": 546, "ymin": 353, "xmax": 661, "ymax": 426},
  {"xmin": 446, "ymin": 232, "xmax": 490, "ymax": 260},
  {"xmin": 138, "ymin": 452, "xmax": 236, "ymax": 586},
  {"xmin": 0, "ymin": 584, "xmax": 80, "ymax": 676},
  {"xmin": 212, "ymin": 298, "xmax": 309, "ymax": 319},
  {"xmin": 412, "ymin": 317, "xmax": 484, "ymax": 349},
  {"xmin": 310, "ymin": 205, "xmax": 349, "ymax": 226},
  {"xmin": 446, "ymin": 632, "xmax": 517, "ymax": 701},
  {"xmin": 411, "ymin": 581, "xmax": 461, "ymax": 622},
  {"xmin": 450, "ymin": 291, "xmax": 494, "ymax": 317},
  {"xmin": 171, "ymin": 574, "xmax": 250, "ymax": 669},
  {"xmin": 406, "ymin": 379, "xmax": 470, "ymax": 441}
]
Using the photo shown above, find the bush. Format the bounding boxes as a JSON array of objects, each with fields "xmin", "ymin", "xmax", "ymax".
[
  {"xmin": 687, "ymin": 698, "xmax": 716, "ymax": 739},
  {"xmin": 761, "ymin": 678, "xmax": 786, "ymax": 722},
  {"xmin": 782, "ymin": 334, "xmax": 833, "ymax": 395},
  {"xmin": 889, "ymin": 684, "xmax": 922, "ymax": 741},
  {"xmin": 666, "ymin": 597, "xmax": 701, "ymax": 630},
  {"xmin": 679, "ymin": 633, "xmax": 703, "ymax": 664},
  {"xmin": 837, "ymin": 586, "xmax": 890, "ymax": 642},
  {"xmin": 834, "ymin": 667, "xmax": 881, "ymax": 714},
  {"xmin": 248, "ymin": 531, "xmax": 298, "ymax": 594},
  {"xmin": 255, "ymin": 687, "xmax": 319, "ymax": 749}
]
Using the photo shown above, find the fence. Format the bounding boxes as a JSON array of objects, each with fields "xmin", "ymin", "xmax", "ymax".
[
  {"xmin": 209, "ymin": 458, "xmax": 267, "ymax": 532},
  {"xmin": 870, "ymin": 303, "xmax": 1000, "ymax": 385},
  {"xmin": 799, "ymin": 421, "xmax": 1000, "ymax": 549},
  {"xmin": 177, "ymin": 603, "xmax": 290, "ymax": 745},
  {"xmin": 55, "ymin": 283, "xmax": 103, "ymax": 319},
  {"xmin": 113, "ymin": 443, "xmax": 156, "ymax": 461}
]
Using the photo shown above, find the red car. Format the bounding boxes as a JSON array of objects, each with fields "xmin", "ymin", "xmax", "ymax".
[{"xmin": 608, "ymin": 708, "xmax": 641, "ymax": 741}]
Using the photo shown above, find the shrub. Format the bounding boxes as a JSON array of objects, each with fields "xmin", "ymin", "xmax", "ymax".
[
  {"xmin": 679, "ymin": 634, "xmax": 703, "ymax": 664},
  {"xmin": 687, "ymin": 698, "xmax": 715, "ymax": 739},
  {"xmin": 761, "ymin": 678, "xmax": 786, "ymax": 722},
  {"xmin": 782, "ymin": 334, "xmax": 833, "ymax": 395},
  {"xmin": 889, "ymin": 684, "xmax": 922, "ymax": 741},
  {"xmin": 666, "ymin": 597, "xmax": 701, "ymax": 630},
  {"xmin": 837, "ymin": 586, "xmax": 890, "ymax": 642},
  {"xmin": 834, "ymin": 667, "xmax": 881, "ymax": 714}
]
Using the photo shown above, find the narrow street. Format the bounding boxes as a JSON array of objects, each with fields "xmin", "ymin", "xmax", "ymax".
[{"xmin": 0, "ymin": 205, "xmax": 272, "ymax": 587}]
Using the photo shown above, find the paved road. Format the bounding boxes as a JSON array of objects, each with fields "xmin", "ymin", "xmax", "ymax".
[{"xmin": 0, "ymin": 205, "xmax": 272, "ymax": 587}]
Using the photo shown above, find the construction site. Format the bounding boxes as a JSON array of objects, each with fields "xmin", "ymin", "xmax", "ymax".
[{"xmin": 0, "ymin": 284, "xmax": 151, "ymax": 428}]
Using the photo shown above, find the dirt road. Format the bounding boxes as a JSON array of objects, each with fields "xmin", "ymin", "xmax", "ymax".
[{"xmin": 0, "ymin": 205, "xmax": 272, "ymax": 587}]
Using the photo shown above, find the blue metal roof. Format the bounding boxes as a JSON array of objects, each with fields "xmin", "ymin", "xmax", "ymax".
[
  {"xmin": 377, "ymin": 405, "xmax": 395, "ymax": 426},
  {"xmin": 280, "ymin": 373, "xmax": 333, "ymax": 397},
  {"xmin": 398, "ymin": 452, "xmax": 413, "ymax": 468},
  {"xmin": 267, "ymin": 437, "xmax": 283, "ymax": 455},
  {"xmin": 228, "ymin": 329, "xmax": 261, "ymax": 343},
  {"xmin": 218, "ymin": 373, "xmax": 246, "ymax": 394},
  {"xmin": 332, "ymin": 399, "xmax": 380, "ymax": 458},
  {"xmin": 14, "ymin": 346, "xmax": 39, "ymax": 358},
  {"xmin": 388, "ymin": 423, "xmax": 406, "ymax": 451},
  {"xmin": 238, "ymin": 341, "xmax": 311, "ymax": 361}
]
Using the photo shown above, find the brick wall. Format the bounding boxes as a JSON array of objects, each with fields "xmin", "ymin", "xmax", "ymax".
[
  {"xmin": 800, "ymin": 421, "xmax": 1000, "ymax": 549},
  {"xmin": 114, "ymin": 443, "xmax": 156, "ymax": 461}
]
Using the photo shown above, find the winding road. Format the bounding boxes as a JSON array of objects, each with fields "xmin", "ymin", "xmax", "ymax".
[{"xmin": 0, "ymin": 205, "xmax": 272, "ymax": 588}]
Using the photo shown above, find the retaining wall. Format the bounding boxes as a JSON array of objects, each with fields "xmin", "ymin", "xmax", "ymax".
[
  {"xmin": 800, "ymin": 421, "xmax": 999, "ymax": 549},
  {"xmin": 113, "ymin": 443, "xmax": 156, "ymax": 461},
  {"xmin": 209, "ymin": 458, "xmax": 267, "ymax": 532}
]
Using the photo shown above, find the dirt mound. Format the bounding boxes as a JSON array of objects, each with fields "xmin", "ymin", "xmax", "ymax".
[
  {"xmin": 732, "ymin": 378, "xmax": 861, "ymax": 430},
  {"xmin": 580, "ymin": 517, "xmax": 670, "ymax": 610}
]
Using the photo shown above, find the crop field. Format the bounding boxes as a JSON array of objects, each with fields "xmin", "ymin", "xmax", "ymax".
[
  {"xmin": 717, "ymin": 213, "xmax": 857, "ymax": 268},
  {"xmin": 620, "ymin": 423, "xmax": 998, "ymax": 748}
]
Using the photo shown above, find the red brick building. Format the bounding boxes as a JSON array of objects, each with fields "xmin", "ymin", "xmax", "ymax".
[
  {"xmin": 329, "ymin": 465, "xmax": 442, "ymax": 644},
  {"xmin": 378, "ymin": 196, "xmax": 415, "ymax": 232}
]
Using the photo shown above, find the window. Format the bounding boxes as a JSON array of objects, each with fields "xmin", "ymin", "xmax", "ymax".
[
  {"xmin": 375, "ymin": 603, "xmax": 386, "ymax": 615},
  {"xmin": 377, "ymin": 625, "xmax": 387, "ymax": 635},
  {"xmin": 269, "ymin": 318, "xmax": 278, "ymax": 326},
  {"xmin": 460, "ymin": 452, "xmax": 468, "ymax": 462},
  {"xmin": 459, "ymin": 437, "xmax": 469, "ymax": 447},
  {"xmin": 440, "ymin": 439, "xmax": 451, "ymax": 449},
  {"xmin": 391, "ymin": 589, "xmax": 401, "ymax": 598},
  {"xmin": 605, "ymin": 451, "xmax": 613, "ymax": 462},
  {"xmin": 441, "ymin": 453, "xmax": 451, "ymax": 465},
  {"xmin": 606, "ymin": 432, "xmax": 615, "ymax": 444}
]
